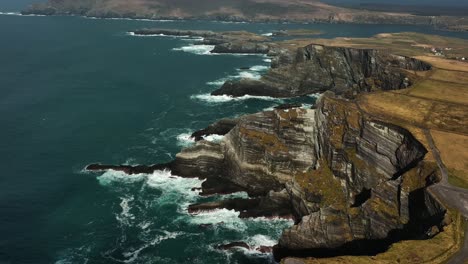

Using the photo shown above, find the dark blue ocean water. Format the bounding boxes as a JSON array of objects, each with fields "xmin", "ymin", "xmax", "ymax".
[{"xmin": 0, "ymin": 12, "xmax": 466, "ymax": 264}]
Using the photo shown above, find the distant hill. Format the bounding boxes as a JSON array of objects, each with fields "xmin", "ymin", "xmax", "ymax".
[{"xmin": 23, "ymin": 0, "xmax": 468, "ymax": 30}]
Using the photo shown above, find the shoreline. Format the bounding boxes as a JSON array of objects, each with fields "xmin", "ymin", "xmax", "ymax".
[{"xmin": 85, "ymin": 28, "xmax": 468, "ymax": 262}]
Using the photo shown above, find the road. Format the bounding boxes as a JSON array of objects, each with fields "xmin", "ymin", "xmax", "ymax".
[{"xmin": 424, "ymin": 129, "xmax": 468, "ymax": 264}]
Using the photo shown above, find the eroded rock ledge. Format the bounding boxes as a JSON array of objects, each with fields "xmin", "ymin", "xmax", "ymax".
[
  {"xmin": 213, "ymin": 45, "xmax": 431, "ymax": 98},
  {"xmin": 169, "ymin": 93, "xmax": 447, "ymax": 255},
  {"xmin": 84, "ymin": 40, "xmax": 449, "ymax": 260},
  {"xmin": 86, "ymin": 91, "xmax": 447, "ymax": 260},
  {"xmin": 132, "ymin": 28, "xmax": 272, "ymax": 54}
]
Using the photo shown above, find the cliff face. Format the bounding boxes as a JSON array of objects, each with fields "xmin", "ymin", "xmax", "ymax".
[
  {"xmin": 212, "ymin": 45, "xmax": 431, "ymax": 98},
  {"xmin": 277, "ymin": 95, "xmax": 446, "ymax": 258},
  {"xmin": 172, "ymin": 107, "xmax": 317, "ymax": 196},
  {"xmin": 167, "ymin": 92, "xmax": 447, "ymax": 259}
]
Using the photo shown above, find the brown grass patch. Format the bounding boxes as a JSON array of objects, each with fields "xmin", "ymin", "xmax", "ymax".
[{"xmin": 431, "ymin": 129, "xmax": 468, "ymax": 188}]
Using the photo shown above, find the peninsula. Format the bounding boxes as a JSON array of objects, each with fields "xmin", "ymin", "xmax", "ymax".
[{"xmin": 88, "ymin": 30, "xmax": 468, "ymax": 263}]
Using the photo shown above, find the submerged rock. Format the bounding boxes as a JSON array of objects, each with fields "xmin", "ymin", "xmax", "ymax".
[
  {"xmin": 216, "ymin": 242, "xmax": 250, "ymax": 251},
  {"xmin": 86, "ymin": 163, "xmax": 172, "ymax": 174},
  {"xmin": 191, "ymin": 118, "xmax": 239, "ymax": 141}
]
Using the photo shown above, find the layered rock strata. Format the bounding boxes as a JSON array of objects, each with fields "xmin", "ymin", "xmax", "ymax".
[
  {"xmin": 84, "ymin": 40, "xmax": 448, "ymax": 260},
  {"xmin": 155, "ymin": 94, "xmax": 446, "ymax": 259},
  {"xmin": 213, "ymin": 45, "xmax": 431, "ymax": 98}
]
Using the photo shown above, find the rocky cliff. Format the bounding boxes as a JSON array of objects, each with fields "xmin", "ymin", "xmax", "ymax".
[
  {"xmin": 275, "ymin": 95, "xmax": 447, "ymax": 259},
  {"xmin": 84, "ymin": 38, "xmax": 455, "ymax": 260},
  {"xmin": 137, "ymin": 92, "xmax": 448, "ymax": 259},
  {"xmin": 213, "ymin": 45, "xmax": 431, "ymax": 98}
]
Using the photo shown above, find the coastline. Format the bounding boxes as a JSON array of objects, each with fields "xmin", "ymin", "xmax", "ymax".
[
  {"xmin": 13, "ymin": 9, "xmax": 468, "ymax": 32},
  {"xmin": 88, "ymin": 28, "xmax": 468, "ymax": 262},
  {"xmin": 1, "ymin": 11, "xmax": 465, "ymax": 262}
]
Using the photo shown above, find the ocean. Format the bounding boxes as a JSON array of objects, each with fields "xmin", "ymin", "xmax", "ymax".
[{"xmin": 0, "ymin": 12, "xmax": 466, "ymax": 264}]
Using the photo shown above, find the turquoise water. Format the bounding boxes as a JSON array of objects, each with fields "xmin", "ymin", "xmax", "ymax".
[{"xmin": 0, "ymin": 13, "xmax": 467, "ymax": 264}]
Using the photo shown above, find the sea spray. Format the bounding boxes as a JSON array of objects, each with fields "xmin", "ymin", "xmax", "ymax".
[
  {"xmin": 172, "ymin": 45, "xmax": 215, "ymax": 55},
  {"xmin": 191, "ymin": 93, "xmax": 283, "ymax": 104}
]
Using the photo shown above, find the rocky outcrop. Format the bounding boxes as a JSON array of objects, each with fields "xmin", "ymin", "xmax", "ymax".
[
  {"xmin": 86, "ymin": 85, "xmax": 447, "ymax": 260},
  {"xmin": 274, "ymin": 94, "xmax": 446, "ymax": 259},
  {"xmin": 86, "ymin": 163, "xmax": 172, "ymax": 174},
  {"xmin": 212, "ymin": 45, "xmax": 431, "ymax": 98},
  {"xmin": 211, "ymin": 42, "xmax": 270, "ymax": 54},
  {"xmin": 131, "ymin": 28, "xmax": 271, "ymax": 55},
  {"xmin": 172, "ymin": 107, "xmax": 317, "ymax": 195},
  {"xmin": 189, "ymin": 189, "xmax": 294, "ymax": 218},
  {"xmin": 191, "ymin": 118, "xmax": 238, "ymax": 141},
  {"xmin": 161, "ymin": 93, "xmax": 446, "ymax": 260}
]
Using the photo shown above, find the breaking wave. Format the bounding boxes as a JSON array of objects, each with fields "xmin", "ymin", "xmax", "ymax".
[
  {"xmin": 238, "ymin": 71, "xmax": 261, "ymax": 80},
  {"xmin": 86, "ymin": 16, "xmax": 175, "ymax": 22},
  {"xmin": 207, "ymin": 78, "xmax": 229, "ymax": 86},
  {"xmin": 191, "ymin": 93, "xmax": 283, "ymax": 104},
  {"xmin": 205, "ymin": 64, "xmax": 269, "ymax": 87},
  {"xmin": 176, "ymin": 133, "xmax": 195, "ymax": 147},
  {"xmin": 172, "ymin": 45, "xmax": 215, "ymax": 55},
  {"xmin": 0, "ymin": 12, "xmax": 21, "ymax": 16},
  {"xmin": 202, "ymin": 134, "xmax": 225, "ymax": 142},
  {"xmin": 250, "ymin": 65, "xmax": 269, "ymax": 72}
]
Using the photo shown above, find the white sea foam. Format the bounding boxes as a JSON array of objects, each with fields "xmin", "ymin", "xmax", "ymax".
[
  {"xmin": 248, "ymin": 234, "xmax": 277, "ymax": 247},
  {"xmin": 308, "ymin": 93, "xmax": 321, "ymax": 98},
  {"xmin": 202, "ymin": 134, "xmax": 224, "ymax": 142},
  {"xmin": 86, "ymin": 16, "xmax": 175, "ymax": 22},
  {"xmin": 213, "ymin": 20, "xmax": 248, "ymax": 24},
  {"xmin": 97, "ymin": 170, "xmax": 146, "ymax": 186},
  {"xmin": 188, "ymin": 208, "xmax": 247, "ymax": 231},
  {"xmin": 127, "ymin": 32, "xmax": 191, "ymax": 38},
  {"xmin": 261, "ymin": 33, "xmax": 273, "ymax": 36},
  {"xmin": 0, "ymin": 12, "xmax": 47, "ymax": 17},
  {"xmin": 181, "ymin": 37, "xmax": 204, "ymax": 42},
  {"xmin": 206, "ymin": 78, "xmax": 229, "ymax": 86},
  {"xmin": 98, "ymin": 169, "xmax": 203, "ymax": 204},
  {"xmin": 172, "ymin": 45, "xmax": 215, "ymax": 55},
  {"xmin": 249, "ymin": 65, "xmax": 269, "ymax": 72},
  {"xmin": 121, "ymin": 231, "xmax": 183, "ymax": 263},
  {"xmin": 130, "ymin": 32, "xmax": 201, "ymax": 39},
  {"xmin": 176, "ymin": 132, "xmax": 195, "ymax": 147},
  {"xmin": 238, "ymin": 71, "xmax": 261, "ymax": 80},
  {"xmin": 0, "ymin": 12, "xmax": 21, "ymax": 16},
  {"xmin": 263, "ymin": 106, "xmax": 275, "ymax": 111},
  {"xmin": 263, "ymin": 58, "xmax": 272, "ymax": 63},
  {"xmin": 146, "ymin": 170, "xmax": 203, "ymax": 208},
  {"xmin": 191, "ymin": 93, "xmax": 283, "ymax": 104},
  {"xmin": 300, "ymin": 103, "xmax": 314, "ymax": 109},
  {"xmin": 214, "ymin": 191, "xmax": 249, "ymax": 199},
  {"xmin": 116, "ymin": 196, "xmax": 136, "ymax": 226}
]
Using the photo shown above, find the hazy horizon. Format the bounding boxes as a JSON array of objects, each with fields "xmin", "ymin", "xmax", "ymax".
[
  {"xmin": 322, "ymin": 0, "xmax": 468, "ymax": 6},
  {"xmin": 1, "ymin": 0, "xmax": 467, "ymax": 12}
]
